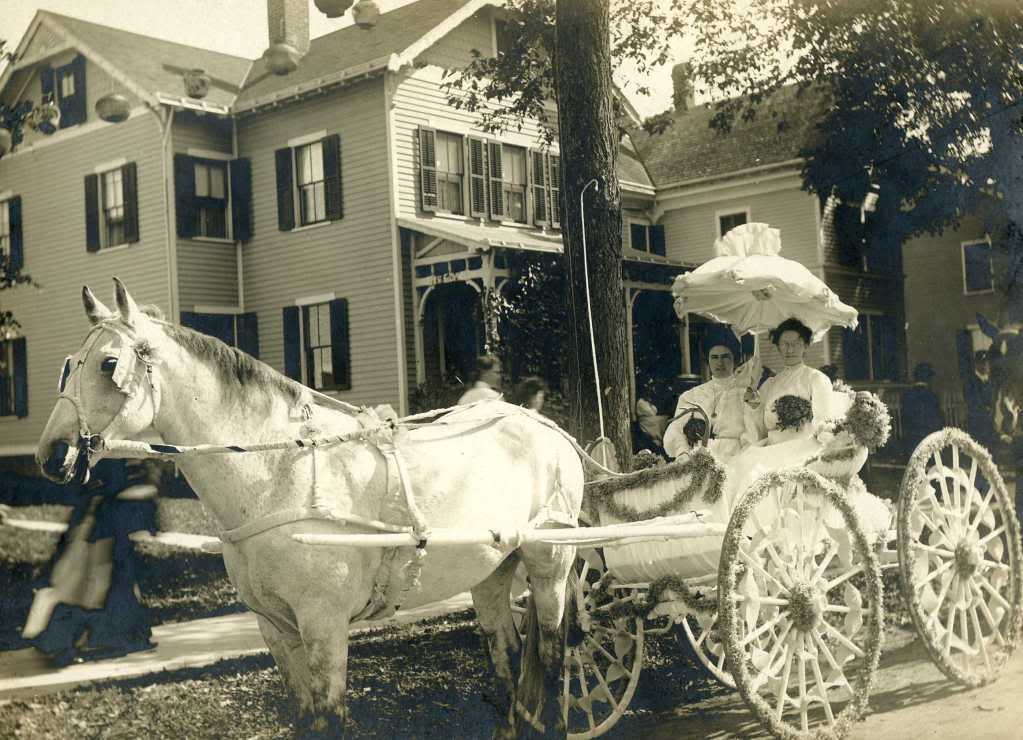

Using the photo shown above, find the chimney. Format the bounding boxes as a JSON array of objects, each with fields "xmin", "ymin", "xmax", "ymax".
[
  {"xmin": 671, "ymin": 62, "xmax": 696, "ymax": 111},
  {"xmin": 263, "ymin": 0, "xmax": 311, "ymax": 76}
]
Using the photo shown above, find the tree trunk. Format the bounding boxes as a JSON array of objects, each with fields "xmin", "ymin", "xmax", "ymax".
[{"xmin": 554, "ymin": 0, "xmax": 632, "ymax": 468}]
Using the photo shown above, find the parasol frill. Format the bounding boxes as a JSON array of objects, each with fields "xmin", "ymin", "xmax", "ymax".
[{"xmin": 672, "ymin": 222, "xmax": 858, "ymax": 343}]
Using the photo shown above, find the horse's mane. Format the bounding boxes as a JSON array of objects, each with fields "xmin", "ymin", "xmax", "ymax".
[{"xmin": 160, "ymin": 321, "xmax": 310, "ymax": 408}]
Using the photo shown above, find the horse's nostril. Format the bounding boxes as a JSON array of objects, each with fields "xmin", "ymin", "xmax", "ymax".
[{"xmin": 43, "ymin": 441, "xmax": 71, "ymax": 477}]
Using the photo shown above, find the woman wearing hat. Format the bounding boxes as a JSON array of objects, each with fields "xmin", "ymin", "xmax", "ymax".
[
  {"xmin": 663, "ymin": 327, "xmax": 748, "ymax": 460},
  {"xmin": 902, "ymin": 362, "xmax": 945, "ymax": 455}
]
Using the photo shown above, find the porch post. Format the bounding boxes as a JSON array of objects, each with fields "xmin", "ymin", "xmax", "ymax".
[{"xmin": 626, "ymin": 287, "xmax": 637, "ymax": 418}]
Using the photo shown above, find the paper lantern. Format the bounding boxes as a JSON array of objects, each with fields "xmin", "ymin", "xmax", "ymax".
[
  {"xmin": 184, "ymin": 69, "xmax": 211, "ymax": 99},
  {"xmin": 263, "ymin": 0, "xmax": 310, "ymax": 76},
  {"xmin": 352, "ymin": 0, "xmax": 380, "ymax": 29},
  {"xmin": 314, "ymin": 0, "xmax": 355, "ymax": 18},
  {"xmin": 96, "ymin": 94, "xmax": 131, "ymax": 123}
]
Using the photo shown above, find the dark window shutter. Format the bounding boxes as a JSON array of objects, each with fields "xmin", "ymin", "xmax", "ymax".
[
  {"xmin": 530, "ymin": 150, "xmax": 547, "ymax": 225},
  {"xmin": 322, "ymin": 134, "xmax": 343, "ymax": 221},
  {"xmin": 548, "ymin": 155, "xmax": 561, "ymax": 227},
  {"xmin": 40, "ymin": 66, "xmax": 55, "ymax": 102},
  {"xmin": 84, "ymin": 174, "xmax": 100, "ymax": 251},
  {"xmin": 179, "ymin": 311, "xmax": 197, "ymax": 328},
  {"xmin": 650, "ymin": 223, "xmax": 666, "ymax": 256},
  {"xmin": 7, "ymin": 196, "xmax": 23, "ymax": 274},
  {"xmin": 230, "ymin": 157, "xmax": 253, "ymax": 242},
  {"xmin": 237, "ymin": 312, "xmax": 260, "ymax": 358},
  {"xmin": 467, "ymin": 137, "xmax": 487, "ymax": 218},
  {"xmin": 487, "ymin": 141, "xmax": 504, "ymax": 219},
  {"xmin": 418, "ymin": 127, "xmax": 438, "ymax": 211},
  {"xmin": 282, "ymin": 306, "xmax": 301, "ymax": 380},
  {"xmin": 275, "ymin": 147, "xmax": 295, "ymax": 231},
  {"xmin": 955, "ymin": 329, "xmax": 972, "ymax": 379},
  {"xmin": 13, "ymin": 337, "xmax": 27, "ymax": 418},
  {"xmin": 329, "ymin": 298, "xmax": 351, "ymax": 390},
  {"xmin": 66, "ymin": 55, "xmax": 87, "ymax": 127},
  {"xmin": 843, "ymin": 325, "xmax": 870, "ymax": 381},
  {"xmin": 173, "ymin": 154, "xmax": 197, "ymax": 238},
  {"xmin": 121, "ymin": 162, "xmax": 139, "ymax": 243}
]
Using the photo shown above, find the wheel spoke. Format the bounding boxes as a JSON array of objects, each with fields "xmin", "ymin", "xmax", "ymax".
[
  {"xmin": 593, "ymin": 595, "xmax": 638, "ymax": 614},
  {"xmin": 752, "ymin": 621, "xmax": 794, "ymax": 692},
  {"xmin": 741, "ymin": 611, "xmax": 787, "ymax": 649},
  {"xmin": 968, "ymin": 480, "xmax": 995, "ymax": 531},
  {"xmin": 774, "ymin": 637, "xmax": 796, "ymax": 721},
  {"xmin": 821, "ymin": 619, "xmax": 866, "ymax": 659},
  {"xmin": 763, "ymin": 540, "xmax": 797, "ymax": 588},
  {"xmin": 910, "ymin": 541, "xmax": 956, "ymax": 559},
  {"xmin": 823, "ymin": 604, "xmax": 851, "ymax": 614},
  {"xmin": 585, "ymin": 634, "xmax": 626, "ymax": 667},
  {"xmin": 734, "ymin": 594, "xmax": 790, "ymax": 607},
  {"xmin": 918, "ymin": 559, "xmax": 954, "ymax": 589},
  {"xmin": 943, "ymin": 605, "xmax": 956, "ymax": 655},
  {"xmin": 586, "ymin": 660, "xmax": 620, "ymax": 712},
  {"xmin": 926, "ymin": 570, "xmax": 955, "ymax": 626},
  {"xmin": 827, "ymin": 563, "xmax": 865, "ymax": 592},
  {"xmin": 978, "ymin": 576, "xmax": 1012, "ymax": 612},
  {"xmin": 978, "ymin": 525, "xmax": 1007, "ymax": 548},
  {"xmin": 739, "ymin": 547, "xmax": 792, "ymax": 595},
  {"xmin": 969, "ymin": 604, "xmax": 993, "ymax": 675},
  {"xmin": 574, "ymin": 653, "xmax": 597, "ymax": 732},
  {"xmin": 981, "ymin": 558, "xmax": 1011, "ymax": 573},
  {"xmin": 808, "ymin": 640, "xmax": 836, "ymax": 725},
  {"xmin": 798, "ymin": 632, "xmax": 809, "ymax": 732},
  {"xmin": 950, "ymin": 445, "xmax": 962, "ymax": 515},
  {"xmin": 973, "ymin": 585, "xmax": 1008, "ymax": 646},
  {"xmin": 810, "ymin": 629, "xmax": 844, "ymax": 677},
  {"xmin": 811, "ymin": 541, "xmax": 840, "ymax": 585}
]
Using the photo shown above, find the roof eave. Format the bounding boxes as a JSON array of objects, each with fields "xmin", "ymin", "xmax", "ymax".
[
  {"xmin": 233, "ymin": 59, "xmax": 390, "ymax": 115},
  {"xmin": 654, "ymin": 157, "xmax": 805, "ymax": 192},
  {"xmin": 388, "ymin": 0, "xmax": 499, "ymax": 72}
]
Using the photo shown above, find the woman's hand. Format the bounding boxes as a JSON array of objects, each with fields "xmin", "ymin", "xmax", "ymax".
[{"xmin": 116, "ymin": 484, "xmax": 158, "ymax": 501}]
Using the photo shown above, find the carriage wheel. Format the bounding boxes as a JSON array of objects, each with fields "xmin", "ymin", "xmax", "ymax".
[
  {"xmin": 719, "ymin": 468, "xmax": 884, "ymax": 739},
  {"xmin": 681, "ymin": 608, "xmax": 736, "ymax": 688},
  {"xmin": 898, "ymin": 429, "xmax": 1023, "ymax": 687},
  {"xmin": 562, "ymin": 547, "xmax": 645, "ymax": 739}
]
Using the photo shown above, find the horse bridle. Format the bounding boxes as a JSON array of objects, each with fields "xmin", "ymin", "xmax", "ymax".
[{"xmin": 56, "ymin": 319, "xmax": 161, "ymax": 476}]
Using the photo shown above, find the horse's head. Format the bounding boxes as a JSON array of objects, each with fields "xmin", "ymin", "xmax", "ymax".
[
  {"xmin": 36, "ymin": 278, "xmax": 164, "ymax": 483},
  {"xmin": 978, "ymin": 313, "xmax": 1023, "ymax": 402}
]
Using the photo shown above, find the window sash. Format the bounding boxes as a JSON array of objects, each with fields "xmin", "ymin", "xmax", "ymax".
[
  {"xmin": 718, "ymin": 211, "xmax": 748, "ymax": 237},
  {"xmin": 0, "ymin": 200, "xmax": 9, "ymax": 256},
  {"xmin": 503, "ymin": 183, "xmax": 526, "ymax": 223},
  {"xmin": 295, "ymin": 143, "xmax": 327, "ymax": 225},
  {"xmin": 962, "ymin": 241, "xmax": 993, "ymax": 294},
  {"xmin": 58, "ymin": 68, "xmax": 75, "ymax": 99},
  {"xmin": 195, "ymin": 162, "xmax": 227, "ymax": 200},
  {"xmin": 302, "ymin": 302, "xmax": 335, "ymax": 390},
  {"xmin": 101, "ymin": 169, "xmax": 127, "ymax": 247}
]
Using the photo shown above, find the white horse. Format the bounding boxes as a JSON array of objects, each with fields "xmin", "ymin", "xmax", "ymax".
[{"xmin": 36, "ymin": 279, "xmax": 584, "ymax": 738}]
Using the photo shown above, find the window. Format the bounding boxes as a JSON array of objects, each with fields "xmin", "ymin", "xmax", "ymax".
[
  {"xmin": 1, "ymin": 197, "xmax": 23, "ymax": 277},
  {"xmin": 530, "ymin": 151, "xmax": 562, "ymax": 228},
  {"xmin": 0, "ymin": 337, "xmax": 27, "ymax": 418},
  {"xmin": 434, "ymin": 132, "xmax": 465, "ymax": 215},
  {"xmin": 85, "ymin": 164, "xmax": 138, "ymax": 251},
  {"xmin": 501, "ymin": 145, "xmax": 527, "ymax": 223},
  {"xmin": 102, "ymin": 168, "xmax": 126, "ymax": 247},
  {"xmin": 962, "ymin": 239, "xmax": 993, "ymax": 294},
  {"xmin": 296, "ymin": 141, "xmax": 326, "ymax": 225},
  {"xmin": 495, "ymin": 18, "xmax": 516, "ymax": 56},
  {"xmin": 718, "ymin": 209, "xmax": 748, "ymax": 238},
  {"xmin": 282, "ymin": 299, "xmax": 351, "ymax": 391},
  {"xmin": 843, "ymin": 313, "xmax": 900, "ymax": 381},
  {"xmin": 629, "ymin": 221, "xmax": 667, "ymax": 256},
  {"xmin": 0, "ymin": 200, "xmax": 10, "ymax": 265},
  {"xmin": 174, "ymin": 155, "xmax": 252, "ymax": 241},
  {"xmin": 274, "ymin": 135, "xmax": 342, "ymax": 231},
  {"xmin": 41, "ymin": 55, "xmax": 86, "ymax": 128},
  {"xmin": 193, "ymin": 161, "xmax": 228, "ymax": 238},
  {"xmin": 180, "ymin": 311, "xmax": 259, "ymax": 357}
]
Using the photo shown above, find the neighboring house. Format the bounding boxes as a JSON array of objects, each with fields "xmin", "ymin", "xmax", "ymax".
[{"xmin": 0, "ymin": 0, "xmax": 678, "ymax": 460}]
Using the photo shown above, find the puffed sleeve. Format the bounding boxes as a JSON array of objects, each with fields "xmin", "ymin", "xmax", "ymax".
[
  {"xmin": 741, "ymin": 377, "xmax": 769, "ymax": 446},
  {"xmin": 665, "ymin": 385, "xmax": 708, "ymax": 457},
  {"xmin": 808, "ymin": 367, "xmax": 836, "ymax": 428}
]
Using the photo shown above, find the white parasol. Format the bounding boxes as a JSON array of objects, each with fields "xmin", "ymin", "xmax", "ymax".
[{"xmin": 672, "ymin": 222, "xmax": 858, "ymax": 343}]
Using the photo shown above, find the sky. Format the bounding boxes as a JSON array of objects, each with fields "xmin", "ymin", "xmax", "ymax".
[{"xmin": 0, "ymin": 0, "xmax": 694, "ymax": 119}]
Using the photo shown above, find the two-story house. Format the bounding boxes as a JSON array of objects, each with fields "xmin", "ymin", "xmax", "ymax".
[{"xmin": 0, "ymin": 0, "xmax": 681, "ymax": 462}]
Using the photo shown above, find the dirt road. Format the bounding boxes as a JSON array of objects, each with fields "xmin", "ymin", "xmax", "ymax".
[{"xmin": 626, "ymin": 631, "xmax": 1023, "ymax": 739}]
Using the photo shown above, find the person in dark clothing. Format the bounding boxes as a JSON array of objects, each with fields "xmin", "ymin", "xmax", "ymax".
[
  {"xmin": 963, "ymin": 349, "xmax": 996, "ymax": 449},
  {"xmin": 902, "ymin": 362, "xmax": 946, "ymax": 456},
  {"xmin": 22, "ymin": 458, "xmax": 158, "ymax": 666}
]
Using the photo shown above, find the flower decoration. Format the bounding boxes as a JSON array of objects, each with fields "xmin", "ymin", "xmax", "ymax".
[
  {"xmin": 773, "ymin": 395, "xmax": 812, "ymax": 431},
  {"xmin": 835, "ymin": 390, "xmax": 891, "ymax": 450}
]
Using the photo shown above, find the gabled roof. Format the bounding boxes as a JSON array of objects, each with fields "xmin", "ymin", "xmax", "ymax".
[
  {"xmin": 235, "ymin": 0, "xmax": 488, "ymax": 111},
  {"xmin": 632, "ymin": 85, "xmax": 828, "ymax": 188}
]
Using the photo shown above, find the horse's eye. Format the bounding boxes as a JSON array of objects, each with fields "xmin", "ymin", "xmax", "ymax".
[
  {"xmin": 57, "ymin": 358, "xmax": 72, "ymax": 393},
  {"xmin": 100, "ymin": 357, "xmax": 118, "ymax": 374}
]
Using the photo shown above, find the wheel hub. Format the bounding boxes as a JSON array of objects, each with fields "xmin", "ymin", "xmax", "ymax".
[
  {"xmin": 788, "ymin": 582, "xmax": 826, "ymax": 632},
  {"xmin": 954, "ymin": 541, "xmax": 983, "ymax": 579}
]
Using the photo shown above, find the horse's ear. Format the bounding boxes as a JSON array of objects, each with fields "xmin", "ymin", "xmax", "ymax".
[
  {"xmin": 977, "ymin": 313, "xmax": 1001, "ymax": 340},
  {"xmin": 82, "ymin": 286, "xmax": 113, "ymax": 325},
  {"xmin": 113, "ymin": 277, "xmax": 140, "ymax": 326}
]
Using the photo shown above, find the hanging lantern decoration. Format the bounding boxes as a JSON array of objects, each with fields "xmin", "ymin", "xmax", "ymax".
[
  {"xmin": 263, "ymin": 0, "xmax": 311, "ymax": 76},
  {"xmin": 26, "ymin": 100, "xmax": 60, "ymax": 135},
  {"xmin": 0, "ymin": 127, "xmax": 11, "ymax": 157},
  {"xmin": 314, "ymin": 0, "xmax": 355, "ymax": 18},
  {"xmin": 860, "ymin": 182, "xmax": 881, "ymax": 224},
  {"xmin": 96, "ymin": 94, "xmax": 131, "ymax": 123},
  {"xmin": 352, "ymin": 0, "xmax": 380, "ymax": 29},
  {"xmin": 183, "ymin": 69, "xmax": 211, "ymax": 99}
]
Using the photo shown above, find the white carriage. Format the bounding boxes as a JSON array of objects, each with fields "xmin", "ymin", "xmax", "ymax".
[{"xmin": 550, "ymin": 408, "xmax": 1022, "ymax": 739}]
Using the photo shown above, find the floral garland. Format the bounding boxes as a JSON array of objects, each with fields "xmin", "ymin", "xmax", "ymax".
[
  {"xmin": 897, "ymin": 427, "xmax": 1023, "ymax": 688},
  {"xmin": 589, "ymin": 573, "xmax": 716, "ymax": 621},
  {"xmin": 684, "ymin": 417, "xmax": 714, "ymax": 446},
  {"xmin": 631, "ymin": 448, "xmax": 666, "ymax": 471},
  {"xmin": 773, "ymin": 395, "xmax": 812, "ymax": 431},
  {"xmin": 586, "ymin": 448, "xmax": 726, "ymax": 523},
  {"xmin": 718, "ymin": 467, "xmax": 884, "ymax": 740},
  {"xmin": 834, "ymin": 389, "xmax": 892, "ymax": 450}
]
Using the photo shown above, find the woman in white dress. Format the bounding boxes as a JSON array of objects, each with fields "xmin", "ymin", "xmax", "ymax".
[{"xmin": 663, "ymin": 328, "xmax": 748, "ymax": 461}]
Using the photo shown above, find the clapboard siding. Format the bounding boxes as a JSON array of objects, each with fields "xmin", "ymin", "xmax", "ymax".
[
  {"xmin": 392, "ymin": 66, "xmax": 551, "ymax": 222},
  {"xmin": 172, "ymin": 112, "xmax": 233, "ymax": 154},
  {"xmin": 177, "ymin": 241, "xmax": 239, "ymax": 308},
  {"xmin": 236, "ymin": 78, "xmax": 398, "ymax": 408},
  {"xmin": 418, "ymin": 8, "xmax": 494, "ymax": 70},
  {"xmin": 902, "ymin": 218, "xmax": 999, "ymax": 394},
  {"xmin": 0, "ymin": 112, "xmax": 168, "ymax": 451}
]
